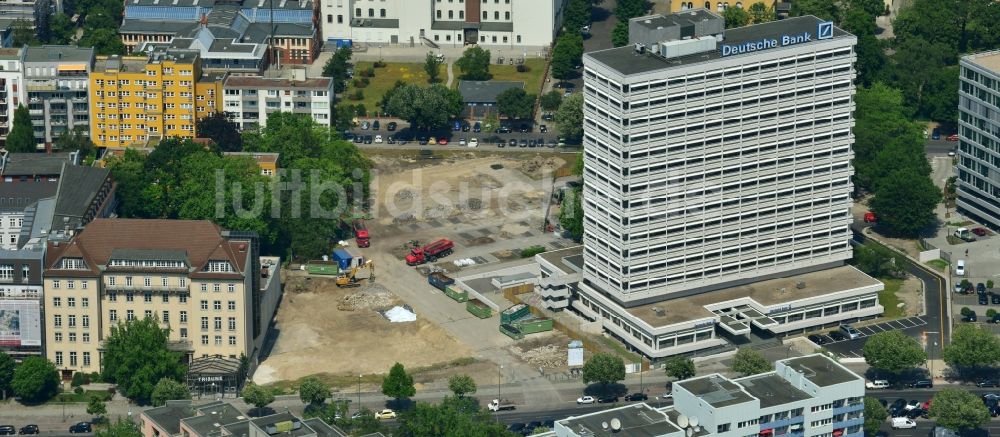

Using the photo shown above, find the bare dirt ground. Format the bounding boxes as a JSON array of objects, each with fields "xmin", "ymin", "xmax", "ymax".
[
  {"xmin": 898, "ymin": 275, "xmax": 924, "ymax": 316},
  {"xmin": 254, "ymin": 273, "xmax": 472, "ymax": 385}
]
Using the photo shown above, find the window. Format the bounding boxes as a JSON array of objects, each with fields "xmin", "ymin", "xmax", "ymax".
[
  {"xmin": 83, "ymin": 352, "xmax": 91, "ymax": 367},
  {"xmin": 126, "ymin": 292, "xmax": 134, "ymax": 302},
  {"xmin": 201, "ymin": 317, "xmax": 209, "ymax": 331},
  {"xmin": 180, "ymin": 328, "xmax": 188, "ymax": 338},
  {"xmin": 162, "ymin": 311, "xmax": 169, "ymax": 323},
  {"xmin": 214, "ymin": 301, "xmax": 222, "ymax": 310},
  {"xmin": 380, "ymin": 8, "xmax": 386, "ymax": 17},
  {"xmin": 201, "ymin": 335, "xmax": 209, "ymax": 345},
  {"xmin": 143, "ymin": 277, "xmax": 151, "ymax": 287},
  {"xmin": 326, "ymin": 14, "xmax": 332, "ymax": 22},
  {"xmin": 52, "ymin": 297, "xmax": 61, "ymax": 307},
  {"xmin": 228, "ymin": 317, "xmax": 236, "ymax": 331},
  {"xmin": 179, "ymin": 293, "xmax": 188, "ymax": 303},
  {"xmin": 337, "ymin": 14, "xmax": 343, "ymax": 23},
  {"xmin": 229, "ymin": 336, "xmax": 237, "ymax": 346},
  {"xmin": 125, "ymin": 277, "xmax": 133, "ymax": 286},
  {"xmin": 214, "ymin": 317, "xmax": 222, "ymax": 331},
  {"xmin": 109, "ymin": 310, "xmax": 117, "ymax": 321},
  {"xmin": 82, "ymin": 297, "xmax": 88, "ymax": 308},
  {"xmin": 55, "ymin": 332, "xmax": 62, "ymax": 342},
  {"xmin": 215, "ymin": 335, "xmax": 222, "ymax": 346},
  {"xmin": 82, "ymin": 315, "xmax": 89, "ymax": 328},
  {"xmin": 228, "ymin": 301, "xmax": 236, "ymax": 311},
  {"xmin": 180, "ymin": 311, "xmax": 188, "ymax": 323},
  {"xmin": 55, "ymin": 352, "xmax": 63, "ymax": 366},
  {"xmin": 68, "ymin": 332, "xmax": 76, "ymax": 342},
  {"xmin": 83, "ymin": 333, "xmax": 90, "ymax": 343},
  {"xmin": 67, "ymin": 280, "xmax": 75, "ymax": 289},
  {"xmin": 67, "ymin": 297, "xmax": 75, "ymax": 307},
  {"xmin": 109, "ymin": 277, "xmax": 116, "ymax": 286},
  {"xmin": 21, "ymin": 265, "xmax": 28, "ymax": 279},
  {"xmin": 144, "ymin": 293, "xmax": 152, "ymax": 303},
  {"xmin": 54, "ymin": 315, "xmax": 62, "ymax": 327},
  {"xmin": 68, "ymin": 315, "xmax": 76, "ymax": 328},
  {"xmin": 200, "ymin": 283, "xmax": 207, "ymax": 292},
  {"xmin": 161, "ymin": 277, "xmax": 168, "ymax": 287},
  {"xmin": 213, "ymin": 283, "xmax": 220, "ymax": 292},
  {"xmin": 127, "ymin": 310, "xmax": 135, "ymax": 321},
  {"xmin": 70, "ymin": 352, "xmax": 77, "ymax": 366},
  {"xmin": 162, "ymin": 293, "xmax": 169, "ymax": 303},
  {"xmin": 52, "ymin": 280, "xmax": 60, "ymax": 289},
  {"xmin": 201, "ymin": 300, "xmax": 209, "ymax": 310},
  {"xmin": 227, "ymin": 283, "xmax": 235, "ymax": 293}
]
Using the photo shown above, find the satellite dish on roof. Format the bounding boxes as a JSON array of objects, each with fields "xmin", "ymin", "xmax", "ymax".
[
  {"xmin": 611, "ymin": 418, "xmax": 622, "ymax": 431},
  {"xmin": 690, "ymin": 416, "xmax": 700, "ymax": 427},
  {"xmin": 602, "ymin": 422, "xmax": 609, "ymax": 430},
  {"xmin": 677, "ymin": 415, "xmax": 689, "ymax": 428},
  {"xmin": 687, "ymin": 428, "xmax": 693, "ymax": 437}
]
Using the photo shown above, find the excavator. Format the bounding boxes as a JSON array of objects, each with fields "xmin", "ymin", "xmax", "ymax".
[{"xmin": 335, "ymin": 260, "xmax": 375, "ymax": 288}]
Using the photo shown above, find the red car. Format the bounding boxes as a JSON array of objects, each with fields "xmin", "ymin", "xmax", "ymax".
[
  {"xmin": 864, "ymin": 211, "xmax": 877, "ymax": 223},
  {"xmin": 947, "ymin": 134, "xmax": 959, "ymax": 141},
  {"xmin": 438, "ymin": 137, "xmax": 449, "ymax": 145},
  {"xmin": 973, "ymin": 227, "xmax": 988, "ymax": 237}
]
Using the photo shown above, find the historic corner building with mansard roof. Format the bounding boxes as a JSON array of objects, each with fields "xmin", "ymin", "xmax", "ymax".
[
  {"xmin": 563, "ymin": 9, "xmax": 884, "ymax": 358},
  {"xmin": 42, "ymin": 218, "xmax": 281, "ymax": 395}
]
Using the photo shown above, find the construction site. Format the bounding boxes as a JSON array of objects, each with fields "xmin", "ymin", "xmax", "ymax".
[{"xmin": 255, "ymin": 149, "xmax": 608, "ymax": 398}]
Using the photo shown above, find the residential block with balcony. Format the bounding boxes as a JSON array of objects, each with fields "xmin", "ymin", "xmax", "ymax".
[
  {"xmin": 222, "ymin": 76, "xmax": 332, "ymax": 129},
  {"xmin": 23, "ymin": 45, "xmax": 95, "ymax": 150}
]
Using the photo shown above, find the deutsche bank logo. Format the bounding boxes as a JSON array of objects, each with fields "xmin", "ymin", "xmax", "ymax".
[{"xmin": 817, "ymin": 21, "xmax": 833, "ymax": 40}]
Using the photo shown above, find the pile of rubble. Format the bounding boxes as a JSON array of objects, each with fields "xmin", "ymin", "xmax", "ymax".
[
  {"xmin": 394, "ymin": 189, "xmax": 416, "ymax": 201},
  {"xmin": 511, "ymin": 344, "xmax": 564, "ymax": 369},
  {"xmin": 519, "ymin": 157, "xmax": 560, "ymax": 175},
  {"xmin": 339, "ymin": 284, "xmax": 394, "ymax": 311}
]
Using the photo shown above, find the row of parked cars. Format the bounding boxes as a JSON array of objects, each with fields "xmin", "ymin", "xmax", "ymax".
[
  {"xmin": 0, "ymin": 423, "xmax": 91, "ymax": 435},
  {"xmin": 807, "ymin": 324, "xmax": 863, "ymax": 345},
  {"xmin": 508, "ymin": 419, "xmax": 556, "ymax": 436},
  {"xmin": 575, "ymin": 392, "xmax": 652, "ymax": 405}
]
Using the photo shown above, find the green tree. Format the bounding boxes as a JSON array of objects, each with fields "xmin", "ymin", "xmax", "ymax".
[
  {"xmin": 862, "ymin": 330, "xmax": 927, "ymax": 374},
  {"xmin": 851, "ymin": 0, "xmax": 887, "ymax": 17},
  {"xmin": 0, "ymin": 351, "xmax": 14, "ymax": 400},
  {"xmin": 79, "ymin": 27, "xmax": 126, "ymax": 55},
  {"xmin": 540, "ymin": 91, "xmax": 563, "ymax": 112},
  {"xmin": 863, "ymin": 397, "xmax": 888, "ymax": 435},
  {"xmin": 556, "ymin": 92, "xmax": 584, "ymax": 143},
  {"xmin": 663, "ymin": 356, "xmax": 696, "ymax": 380},
  {"xmin": 455, "ymin": 46, "xmax": 491, "ymax": 81},
  {"xmin": 6, "ymin": 104, "xmax": 36, "ymax": 153},
  {"xmin": 54, "ymin": 127, "xmax": 95, "ymax": 158},
  {"xmin": 851, "ymin": 241, "xmax": 907, "ymax": 278},
  {"xmin": 615, "ymin": 0, "xmax": 649, "ymax": 21},
  {"xmin": 150, "ymin": 378, "xmax": 191, "ymax": 407},
  {"xmin": 611, "ymin": 21, "xmax": 629, "ymax": 47},
  {"xmin": 424, "ymin": 52, "xmax": 442, "ymax": 83},
  {"xmin": 852, "ymin": 83, "xmax": 926, "ymax": 191},
  {"xmin": 87, "ymin": 397, "xmax": 108, "ymax": 421},
  {"xmin": 10, "ymin": 19, "xmax": 36, "ymax": 47},
  {"xmin": 581, "ymin": 353, "xmax": 626, "ymax": 391},
  {"xmin": 49, "ymin": 13, "xmax": 75, "ymax": 44},
  {"xmin": 385, "ymin": 84, "xmax": 463, "ymax": 131},
  {"xmin": 929, "ymin": 388, "xmax": 991, "ymax": 432},
  {"xmin": 560, "ymin": 187, "xmax": 583, "ymax": 241},
  {"xmin": 551, "ymin": 33, "xmax": 583, "ymax": 82},
  {"xmin": 747, "ymin": 2, "xmax": 775, "ymax": 23},
  {"xmin": 563, "ymin": 0, "xmax": 592, "ymax": 31},
  {"xmin": 11, "ymin": 357, "xmax": 59, "ymax": 403},
  {"xmin": 101, "ymin": 317, "xmax": 186, "ymax": 404},
  {"xmin": 790, "ymin": 0, "xmax": 841, "ymax": 22},
  {"xmin": 447, "ymin": 374, "xmax": 477, "ymax": 397},
  {"xmin": 723, "ymin": 6, "xmax": 750, "ymax": 28},
  {"xmin": 241, "ymin": 382, "xmax": 275, "ymax": 416},
  {"xmin": 321, "ymin": 47, "xmax": 353, "ymax": 93},
  {"xmin": 197, "ymin": 112, "xmax": 243, "ymax": 152},
  {"xmin": 95, "ymin": 419, "xmax": 142, "ymax": 437},
  {"xmin": 870, "ymin": 168, "xmax": 942, "ymax": 237},
  {"xmin": 943, "ymin": 324, "xmax": 1000, "ymax": 373},
  {"xmin": 395, "ymin": 397, "xmax": 510, "ymax": 437},
  {"xmin": 381, "ymin": 362, "xmax": 416, "ymax": 406},
  {"xmin": 299, "ymin": 376, "xmax": 331, "ymax": 406},
  {"xmin": 731, "ymin": 348, "xmax": 772, "ymax": 376},
  {"xmin": 495, "ymin": 88, "xmax": 535, "ymax": 120}
]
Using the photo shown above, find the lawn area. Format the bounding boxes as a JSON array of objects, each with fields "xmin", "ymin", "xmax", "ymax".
[
  {"xmin": 926, "ymin": 259, "xmax": 949, "ymax": 272},
  {"xmin": 486, "ymin": 58, "xmax": 548, "ymax": 95},
  {"xmin": 879, "ymin": 278, "xmax": 904, "ymax": 319},
  {"xmin": 52, "ymin": 390, "xmax": 113, "ymax": 403},
  {"xmin": 343, "ymin": 62, "xmax": 446, "ymax": 114}
]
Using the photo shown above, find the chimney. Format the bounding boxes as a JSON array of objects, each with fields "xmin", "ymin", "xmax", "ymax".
[{"xmin": 200, "ymin": 13, "xmax": 208, "ymax": 26}]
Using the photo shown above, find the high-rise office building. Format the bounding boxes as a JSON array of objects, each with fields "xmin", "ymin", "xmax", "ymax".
[
  {"xmin": 573, "ymin": 10, "xmax": 882, "ymax": 358},
  {"xmin": 957, "ymin": 51, "xmax": 1000, "ymax": 228}
]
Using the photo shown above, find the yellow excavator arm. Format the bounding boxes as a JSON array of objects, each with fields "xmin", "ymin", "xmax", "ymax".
[{"xmin": 335, "ymin": 260, "xmax": 375, "ymax": 287}]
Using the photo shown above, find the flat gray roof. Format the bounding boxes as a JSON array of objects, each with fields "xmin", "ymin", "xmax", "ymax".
[
  {"xmin": 537, "ymin": 246, "xmax": 583, "ymax": 275},
  {"xmin": 964, "ymin": 50, "xmax": 1000, "ymax": 74},
  {"xmin": 251, "ymin": 412, "xmax": 313, "ymax": 437},
  {"xmin": 182, "ymin": 403, "xmax": 246, "ymax": 437},
  {"xmin": 586, "ymin": 15, "xmax": 852, "ymax": 76},
  {"xmin": 736, "ymin": 373, "xmax": 811, "ymax": 409},
  {"xmin": 1, "ymin": 153, "xmax": 74, "ymax": 176},
  {"xmin": 462, "ymin": 277, "xmax": 497, "ymax": 294},
  {"xmin": 675, "ymin": 374, "xmax": 755, "ymax": 408},
  {"xmin": 458, "ymin": 80, "xmax": 524, "ymax": 104},
  {"xmin": 558, "ymin": 403, "xmax": 678, "ymax": 437},
  {"xmin": 631, "ymin": 9, "xmax": 718, "ymax": 31},
  {"xmin": 781, "ymin": 354, "xmax": 860, "ymax": 387},
  {"xmin": 143, "ymin": 400, "xmax": 198, "ymax": 436},
  {"xmin": 23, "ymin": 45, "xmax": 94, "ymax": 64}
]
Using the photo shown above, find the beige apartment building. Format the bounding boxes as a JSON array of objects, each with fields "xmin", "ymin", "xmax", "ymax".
[{"xmin": 43, "ymin": 219, "xmax": 278, "ymax": 380}]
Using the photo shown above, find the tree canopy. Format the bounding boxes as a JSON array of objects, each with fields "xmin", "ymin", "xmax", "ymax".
[
  {"xmin": 663, "ymin": 356, "xmax": 696, "ymax": 380},
  {"xmin": 87, "ymin": 397, "xmax": 108, "ymax": 420},
  {"xmin": 852, "ymin": 241, "xmax": 907, "ymax": 278},
  {"xmin": 6, "ymin": 105, "xmax": 35, "ymax": 153},
  {"xmin": 455, "ymin": 47, "xmax": 491, "ymax": 81},
  {"xmin": 11, "ymin": 357, "xmax": 59, "ymax": 403},
  {"xmin": 731, "ymin": 348, "xmax": 772, "ymax": 376},
  {"xmin": 321, "ymin": 47, "xmax": 353, "ymax": 93},
  {"xmin": 723, "ymin": 7, "xmax": 750, "ymax": 28},
  {"xmin": 556, "ymin": 92, "xmax": 584, "ymax": 143},
  {"xmin": 0, "ymin": 350, "xmax": 14, "ymax": 399},
  {"xmin": 384, "ymin": 84, "xmax": 463, "ymax": 131},
  {"xmin": 424, "ymin": 52, "xmax": 442, "ymax": 83},
  {"xmin": 863, "ymin": 397, "xmax": 888, "ymax": 435},
  {"xmin": 197, "ymin": 113, "xmax": 243, "ymax": 152},
  {"xmin": 102, "ymin": 317, "xmax": 186, "ymax": 404},
  {"xmin": 299, "ymin": 376, "xmax": 331, "ymax": 406},
  {"xmin": 870, "ymin": 168, "xmax": 942, "ymax": 238},
  {"xmin": 495, "ymin": 88, "xmax": 536, "ymax": 120},
  {"xmin": 581, "ymin": 353, "xmax": 626, "ymax": 387},
  {"xmin": 95, "ymin": 419, "xmax": 143, "ymax": 437},
  {"xmin": 241, "ymin": 382, "xmax": 275, "ymax": 415},
  {"xmin": 929, "ymin": 388, "xmax": 991, "ymax": 432},
  {"xmin": 381, "ymin": 362, "xmax": 416, "ymax": 404},
  {"xmin": 551, "ymin": 33, "xmax": 583, "ymax": 81},
  {"xmin": 151, "ymin": 378, "xmax": 191, "ymax": 407},
  {"xmin": 395, "ymin": 397, "xmax": 512, "ymax": 437},
  {"xmin": 862, "ymin": 330, "xmax": 927, "ymax": 374},
  {"xmin": 943, "ymin": 324, "xmax": 1000, "ymax": 373},
  {"xmin": 447, "ymin": 374, "xmax": 477, "ymax": 397},
  {"xmin": 540, "ymin": 91, "xmax": 563, "ymax": 112}
]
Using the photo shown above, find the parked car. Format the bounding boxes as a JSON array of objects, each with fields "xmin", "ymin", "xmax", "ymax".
[
  {"xmin": 353, "ymin": 135, "xmax": 363, "ymax": 144},
  {"xmin": 0, "ymin": 426, "xmax": 15, "ymax": 436},
  {"xmin": 68, "ymin": 423, "xmax": 92, "ymax": 433},
  {"xmin": 892, "ymin": 418, "xmax": 917, "ymax": 429},
  {"xmin": 839, "ymin": 324, "xmax": 861, "ymax": 340},
  {"xmin": 497, "ymin": 126, "xmax": 512, "ymax": 134},
  {"xmin": 428, "ymin": 136, "xmax": 437, "ymax": 145},
  {"xmin": 866, "ymin": 380, "xmax": 890, "ymax": 389},
  {"xmin": 519, "ymin": 139, "xmax": 528, "ymax": 147},
  {"xmin": 17, "ymin": 425, "xmax": 38, "ymax": 435},
  {"xmin": 947, "ymin": 134, "xmax": 960, "ymax": 141},
  {"xmin": 807, "ymin": 334, "xmax": 828, "ymax": 345},
  {"xmin": 981, "ymin": 294, "xmax": 989, "ymax": 305},
  {"xmin": 528, "ymin": 139, "xmax": 536, "ymax": 147},
  {"xmin": 438, "ymin": 137, "xmax": 448, "ymax": 145},
  {"xmin": 459, "ymin": 138, "xmax": 466, "ymax": 146},
  {"xmin": 596, "ymin": 395, "xmax": 618, "ymax": 404},
  {"xmin": 507, "ymin": 423, "xmax": 526, "ymax": 433},
  {"xmin": 576, "ymin": 396, "xmax": 595, "ymax": 404},
  {"xmin": 387, "ymin": 136, "xmax": 396, "ymax": 144},
  {"xmin": 973, "ymin": 227, "xmax": 988, "ymax": 236},
  {"xmin": 473, "ymin": 122, "xmax": 481, "ymax": 132},
  {"xmin": 828, "ymin": 331, "xmax": 847, "ymax": 341},
  {"xmin": 468, "ymin": 138, "xmax": 479, "ymax": 148},
  {"xmin": 978, "ymin": 283, "xmax": 987, "ymax": 294},
  {"xmin": 387, "ymin": 121, "xmax": 397, "ymax": 131},
  {"xmin": 519, "ymin": 123, "xmax": 531, "ymax": 133},
  {"xmin": 351, "ymin": 410, "xmax": 371, "ymax": 420},
  {"xmin": 372, "ymin": 120, "xmax": 380, "ymax": 130},
  {"xmin": 932, "ymin": 128, "xmax": 941, "ymax": 140},
  {"xmin": 624, "ymin": 393, "xmax": 648, "ymax": 401},
  {"xmin": 542, "ymin": 113, "xmax": 555, "ymax": 121},
  {"xmin": 864, "ymin": 211, "xmax": 877, "ymax": 223},
  {"xmin": 956, "ymin": 259, "xmax": 966, "ymax": 276},
  {"xmin": 963, "ymin": 312, "xmax": 978, "ymax": 322},
  {"xmin": 540, "ymin": 124, "xmax": 548, "ymax": 133},
  {"xmin": 461, "ymin": 122, "xmax": 471, "ymax": 132},
  {"xmin": 360, "ymin": 121, "xmax": 370, "ymax": 130},
  {"xmin": 374, "ymin": 409, "xmax": 397, "ymax": 420},
  {"xmin": 374, "ymin": 135, "xmax": 383, "ymax": 144},
  {"xmin": 453, "ymin": 121, "xmax": 461, "ymax": 131},
  {"xmin": 364, "ymin": 135, "xmax": 373, "ymax": 144},
  {"xmin": 993, "ymin": 293, "xmax": 1000, "ymax": 305},
  {"xmin": 990, "ymin": 313, "xmax": 1000, "ymax": 324},
  {"xmin": 978, "ymin": 379, "xmax": 1000, "ymax": 387},
  {"xmin": 907, "ymin": 380, "xmax": 933, "ymax": 389},
  {"xmin": 508, "ymin": 139, "xmax": 517, "ymax": 147}
]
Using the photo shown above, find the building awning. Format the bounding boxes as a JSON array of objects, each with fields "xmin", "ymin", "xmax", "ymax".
[{"xmin": 57, "ymin": 64, "xmax": 87, "ymax": 71}]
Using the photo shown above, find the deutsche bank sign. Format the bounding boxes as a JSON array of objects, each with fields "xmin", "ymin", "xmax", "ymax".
[{"xmin": 720, "ymin": 21, "xmax": 834, "ymax": 57}]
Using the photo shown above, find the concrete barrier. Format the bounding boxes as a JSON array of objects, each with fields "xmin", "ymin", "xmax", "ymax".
[{"xmin": 918, "ymin": 248, "xmax": 941, "ymax": 262}]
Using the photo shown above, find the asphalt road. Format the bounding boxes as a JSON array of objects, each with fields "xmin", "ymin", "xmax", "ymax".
[
  {"xmin": 818, "ymin": 228, "xmax": 948, "ymax": 359},
  {"xmin": 926, "ymin": 138, "xmax": 958, "ymax": 155}
]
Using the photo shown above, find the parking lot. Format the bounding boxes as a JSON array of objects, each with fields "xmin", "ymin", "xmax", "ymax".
[{"xmin": 818, "ymin": 316, "xmax": 929, "ymax": 358}]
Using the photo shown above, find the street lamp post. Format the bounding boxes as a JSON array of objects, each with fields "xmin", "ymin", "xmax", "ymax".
[
  {"xmin": 925, "ymin": 331, "xmax": 940, "ymax": 381},
  {"xmin": 495, "ymin": 364, "xmax": 503, "ymax": 422},
  {"xmin": 358, "ymin": 374, "xmax": 362, "ymax": 412}
]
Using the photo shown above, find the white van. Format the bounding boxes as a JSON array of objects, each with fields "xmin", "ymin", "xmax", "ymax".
[
  {"xmin": 865, "ymin": 380, "xmax": 889, "ymax": 389},
  {"xmin": 956, "ymin": 259, "xmax": 966, "ymax": 276},
  {"xmin": 892, "ymin": 417, "xmax": 917, "ymax": 429}
]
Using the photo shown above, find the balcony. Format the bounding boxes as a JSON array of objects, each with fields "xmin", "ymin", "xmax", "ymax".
[
  {"xmin": 832, "ymin": 403, "xmax": 863, "ymax": 415},
  {"xmin": 104, "ymin": 283, "xmax": 190, "ymax": 293}
]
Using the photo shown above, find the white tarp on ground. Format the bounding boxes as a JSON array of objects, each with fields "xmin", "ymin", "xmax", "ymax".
[{"xmin": 385, "ymin": 306, "xmax": 417, "ymax": 323}]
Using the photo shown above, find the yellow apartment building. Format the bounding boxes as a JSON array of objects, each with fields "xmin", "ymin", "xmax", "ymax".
[
  {"xmin": 43, "ymin": 219, "xmax": 281, "ymax": 381},
  {"xmin": 89, "ymin": 50, "xmax": 223, "ymax": 149}
]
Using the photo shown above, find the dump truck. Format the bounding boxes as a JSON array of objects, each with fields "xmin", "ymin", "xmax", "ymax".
[
  {"xmin": 353, "ymin": 219, "xmax": 370, "ymax": 248},
  {"xmin": 427, "ymin": 272, "xmax": 455, "ymax": 291},
  {"xmin": 487, "ymin": 399, "xmax": 515, "ymax": 411},
  {"xmin": 405, "ymin": 238, "xmax": 454, "ymax": 265}
]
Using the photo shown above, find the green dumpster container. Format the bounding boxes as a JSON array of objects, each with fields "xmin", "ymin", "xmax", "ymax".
[
  {"xmin": 305, "ymin": 261, "xmax": 339, "ymax": 276},
  {"xmin": 467, "ymin": 299, "xmax": 492, "ymax": 319},
  {"xmin": 500, "ymin": 324, "xmax": 524, "ymax": 340},
  {"xmin": 501, "ymin": 303, "xmax": 530, "ymax": 324},
  {"xmin": 514, "ymin": 317, "xmax": 553, "ymax": 335},
  {"xmin": 444, "ymin": 285, "xmax": 468, "ymax": 302}
]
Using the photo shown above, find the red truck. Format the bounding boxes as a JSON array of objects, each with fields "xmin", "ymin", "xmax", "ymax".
[
  {"xmin": 406, "ymin": 238, "xmax": 454, "ymax": 265},
  {"xmin": 353, "ymin": 219, "xmax": 370, "ymax": 248}
]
